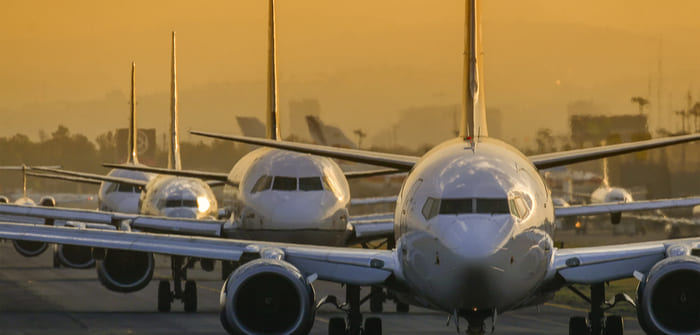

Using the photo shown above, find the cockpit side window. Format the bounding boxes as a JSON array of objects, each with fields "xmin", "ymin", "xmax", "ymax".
[
  {"xmin": 321, "ymin": 176, "xmax": 337, "ymax": 196},
  {"xmin": 508, "ymin": 192, "xmax": 532, "ymax": 220},
  {"xmin": 117, "ymin": 183, "xmax": 135, "ymax": 192},
  {"xmin": 105, "ymin": 183, "xmax": 119, "ymax": 194},
  {"xmin": 251, "ymin": 175, "xmax": 273, "ymax": 193},
  {"xmin": 299, "ymin": 177, "xmax": 323, "ymax": 191},
  {"xmin": 421, "ymin": 197, "xmax": 440, "ymax": 220},
  {"xmin": 272, "ymin": 176, "xmax": 297, "ymax": 191}
]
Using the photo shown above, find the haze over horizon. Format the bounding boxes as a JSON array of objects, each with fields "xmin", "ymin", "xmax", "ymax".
[{"xmin": 3, "ymin": 0, "xmax": 700, "ymax": 148}]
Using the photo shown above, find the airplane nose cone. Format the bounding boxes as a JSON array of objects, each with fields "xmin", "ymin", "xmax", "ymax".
[{"xmin": 433, "ymin": 215, "xmax": 513, "ymax": 259}]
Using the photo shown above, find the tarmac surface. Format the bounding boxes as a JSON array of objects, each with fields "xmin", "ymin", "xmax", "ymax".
[{"xmin": 0, "ymin": 239, "xmax": 648, "ymax": 335}]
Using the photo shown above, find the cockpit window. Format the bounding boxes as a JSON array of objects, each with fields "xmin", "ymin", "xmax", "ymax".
[
  {"xmin": 115, "ymin": 183, "xmax": 141, "ymax": 193},
  {"xmin": 299, "ymin": 177, "xmax": 323, "ymax": 191},
  {"xmin": 476, "ymin": 199, "xmax": 510, "ymax": 214},
  {"xmin": 421, "ymin": 197, "xmax": 440, "ymax": 220},
  {"xmin": 272, "ymin": 176, "xmax": 297, "ymax": 191},
  {"xmin": 251, "ymin": 175, "xmax": 273, "ymax": 193},
  {"xmin": 322, "ymin": 176, "xmax": 337, "ymax": 195},
  {"xmin": 164, "ymin": 199, "xmax": 197, "ymax": 208},
  {"xmin": 508, "ymin": 192, "xmax": 532, "ymax": 220},
  {"xmin": 439, "ymin": 199, "xmax": 473, "ymax": 215}
]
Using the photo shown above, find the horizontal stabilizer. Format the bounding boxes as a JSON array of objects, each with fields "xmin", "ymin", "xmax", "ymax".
[
  {"xmin": 530, "ymin": 133, "xmax": 700, "ymax": 169},
  {"xmin": 191, "ymin": 130, "xmax": 418, "ymax": 170},
  {"xmin": 555, "ymin": 196, "xmax": 700, "ymax": 217}
]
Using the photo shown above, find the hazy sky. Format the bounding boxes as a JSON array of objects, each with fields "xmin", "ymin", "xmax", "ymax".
[{"xmin": 2, "ymin": 0, "xmax": 700, "ymax": 146}]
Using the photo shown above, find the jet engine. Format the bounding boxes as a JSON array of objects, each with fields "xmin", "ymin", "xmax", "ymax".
[
  {"xmin": 0, "ymin": 196, "xmax": 9, "ymax": 203},
  {"xmin": 54, "ymin": 244, "xmax": 95, "ymax": 269},
  {"xmin": 96, "ymin": 249, "xmax": 154, "ymax": 293},
  {"xmin": 610, "ymin": 212, "xmax": 622, "ymax": 225},
  {"xmin": 38, "ymin": 196, "xmax": 56, "ymax": 207},
  {"xmin": 13, "ymin": 240, "xmax": 49, "ymax": 257},
  {"xmin": 219, "ymin": 259, "xmax": 316, "ymax": 335},
  {"xmin": 637, "ymin": 256, "xmax": 700, "ymax": 335}
]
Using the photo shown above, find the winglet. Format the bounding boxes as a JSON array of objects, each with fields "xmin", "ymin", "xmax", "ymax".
[
  {"xmin": 266, "ymin": 0, "xmax": 280, "ymax": 141},
  {"xmin": 128, "ymin": 62, "xmax": 139, "ymax": 164},
  {"xmin": 168, "ymin": 31, "xmax": 182, "ymax": 170},
  {"xmin": 459, "ymin": 0, "xmax": 488, "ymax": 141}
]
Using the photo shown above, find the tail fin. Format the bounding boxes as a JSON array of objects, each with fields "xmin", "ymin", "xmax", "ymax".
[
  {"xmin": 127, "ymin": 62, "xmax": 139, "ymax": 164},
  {"xmin": 168, "ymin": 31, "xmax": 182, "ymax": 170},
  {"xmin": 265, "ymin": 0, "xmax": 281, "ymax": 140},
  {"xmin": 22, "ymin": 164, "xmax": 27, "ymax": 198},
  {"xmin": 459, "ymin": 0, "xmax": 488, "ymax": 141}
]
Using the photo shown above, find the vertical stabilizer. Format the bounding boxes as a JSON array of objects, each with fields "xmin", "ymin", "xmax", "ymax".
[
  {"xmin": 21, "ymin": 164, "xmax": 27, "ymax": 198},
  {"xmin": 265, "ymin": 0, "xmax": 281, "ymax": 140},
  {"xmin": 127, "ymin": 62, "xmax": 139, "ymax": 164},
  {"xmin": 602, "ymin": 156, "xmax": 610, "ymax": 188},
  {"xmin": 168, "ymin": 31, "xmax": 182, "ymax": 171},
  {"xmin": 459, "ymin": 0, "xmax": 488, "ymax": 140}
]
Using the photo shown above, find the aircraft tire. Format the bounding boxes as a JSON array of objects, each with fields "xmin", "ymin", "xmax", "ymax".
[
  {"xmin": 604, "ymin": 315, "xmax": 623, "ymax": 335},
  {"xmin": 183, "ymin": 280, "xmax": 197, "ymax": 313},
  {"xmin": 569, "ymin": 316, "xmax": 588, "ymax": 335},
  {"xmin": 158, "ymin": 280, "xmax": 171, "ymax": 312},
  {"xmin": 328, "ymin": 317, "xmax": 346, "ymax": 335},
  {"xmin": 364, "ymin": 317, "xmax": 382, "ymax": 335},
  {"xmin": 370, "ymin": 286, "xmax": 383, "ymax": 313}
]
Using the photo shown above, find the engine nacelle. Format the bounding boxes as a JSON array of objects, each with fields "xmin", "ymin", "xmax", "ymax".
[
  {"xmin": 219, "ymin": 259, "xmax": 315, "ymax": 335},
  {"xmin": 96, "ymin": 249, "xmax": 154, "ymax": 293},
  {"xmin": 54, "ymin": 244, "xmax": 95, "ymax": 269},
  {"xmin": 39, "ymin": 196, "xmax": 56, "ymax": 207},
  {"xmin": 0, "ymin": 196, "xmax": 9, "ymax": 203},
  {"xmin": 13, "ymin": 240, "xmax": 48, "ymax": 257},
  {"xmin": 637, "ymin": 256, "xmax": 700, "ymax": 335}
]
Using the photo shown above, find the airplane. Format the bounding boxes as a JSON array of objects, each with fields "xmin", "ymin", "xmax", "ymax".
[
  {"xmin": 2, "ymin": 1, "xmax": 700, "ymax": 335},
  {"xmin": 99, "ymin": 2, "xmax": 399, "ymax": 254},
  {"xmin": 26, "ymin": 33, "xmax": 222, "ymax": 313}
]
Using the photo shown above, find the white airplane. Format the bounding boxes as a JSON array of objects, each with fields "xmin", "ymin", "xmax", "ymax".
[
  {"xmin": 2, "ymin": 1, "xmax": 700, "ymax": 335},
  {"xmin": 26, "ymin": 33, "xmax": 222, "ymax": 312},
  {"xmin": 101, "ymin": 2, "xmax": 399, "ymax": 252}
]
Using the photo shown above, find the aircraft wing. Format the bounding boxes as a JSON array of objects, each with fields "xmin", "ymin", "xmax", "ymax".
[
  {"xmin": 550, "ymin": 238, "xmax": 700, "ymax": 284},
  {"xmin": 0, "ymin": 203, "xmax": 224, "ymax": 237},
  {"xmin": 348, "ymin": 212, "xmax": 395, "ymax": 242},
  {"xmin": 30, "ymin": 167, "xmax": 148, "ymax": 188},
  {"xmin": 350, "ymin": 196, "xmax": 398, "ymax": 206},
  {"xmin": 554, "ymin": 196, "xmax": 700, "ymax": 217},
  {"xmin": 27, "ymin": 171, "xmax": 104, "ymax": 185},
  {"xmin": 0, "ymin": 220, "xmax": 398, "ymax": 286},
  {"xmin": 343, "ymin": 168, "xmax": 403, "ymax": 179},
  {"xmin": 529, "ymin": 133, "xmax": 700, "ymax": 169},
  {"xmin": 102, "ymin": 163, "xmax": 231, "ymax": 182},
  {"xmin": 191, "ymin": 131, "xmax": 419, "ymax": 170}
]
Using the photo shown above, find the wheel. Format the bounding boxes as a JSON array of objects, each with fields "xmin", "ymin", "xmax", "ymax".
[
  {"xmin": 364, "ymin": 317, "xmax": 382, "ymax": 335},
  {"xmin": 569, "ymin": 316, "xmax": 588, "ymax": 335},
  {"xmin": 328, "ymin": 317, "xmax": 346, "ymax": 335},
  {"xmin": 183, "ymin": 280, "xmax": 197, "ymax": 313},
  {"xmin": 370, "ymin": 286, "xmax": 383, "ymax": 313},
  {"xmin": 604, "ymin": 315, "xmax": 623, "ymax": 335},
  {"xmin": 396, "ymin": 301, "xmax": 409, "ymax": 313},
  {"xmin": 158, "ymin": 280, "xmax": 171, "ymax": 312}
]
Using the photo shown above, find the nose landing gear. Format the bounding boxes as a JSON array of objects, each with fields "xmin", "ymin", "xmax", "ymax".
[{"xmin": 321, "ymin": 285, "xmax": 385, "ymax": 335}]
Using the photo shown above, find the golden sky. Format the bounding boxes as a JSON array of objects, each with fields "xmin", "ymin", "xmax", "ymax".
[{"xmin": 2, "ymin": 0, "xmax": 700, "ymax": 146}]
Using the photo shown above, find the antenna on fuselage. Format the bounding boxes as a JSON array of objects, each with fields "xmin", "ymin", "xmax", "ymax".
[
  {"xmin": 168, "ymin": 31, "xmax": 182, "ymax": 171},
  {"xmin": 127, "ymin": 62, "xmax": 139, "ymax": 164},
  {"xmin": 459, "ymin": 0, "xmax": 488, "ymax": 141},
  {"xmin": 265, "ymin": 0, "xmax": 281, "ymax": 141}
]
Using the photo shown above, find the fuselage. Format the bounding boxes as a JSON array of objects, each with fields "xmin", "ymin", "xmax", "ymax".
[
  {"xmin": 98, "ymin": 165, "xmax": 155, "ymax": 213},
  {"xmin": 222, "ymin": 147, "xmax": 350, "ymax": 246},
  {"xmin": 591, "ymin": 185, "xmax": 633, "ymax": 204},
  {"xmin": 393, "ymin": 137, "xmax": 555, "ymax": 315},
  {"xmin": 139, "ymin": 175, "xmax": 218, "ymax": 219}
]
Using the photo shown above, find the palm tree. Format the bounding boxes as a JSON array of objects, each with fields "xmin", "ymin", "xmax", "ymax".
[{"xmin": 630, "ymin": 96, "xmax": 650, "ymax": 114}]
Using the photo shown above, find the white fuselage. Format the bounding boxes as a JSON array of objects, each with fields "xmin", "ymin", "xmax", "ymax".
[
  {"xmin": 393, "ymin": 138, "xmax": 555, "ymax": 315},
  {"xmin": 222, "ymin": 147, "xmax": 350, "ymax": 246},
  {"xmin": 591, "ymin": 185, "xmax": 633, "ymax": 204},
  {"xmin": 98, "ymin": 166, "xmax": 155, "ymax": 213},
  {"xmin": 139, "ymin": 175, "xmax": 218, "ymax": 220}
]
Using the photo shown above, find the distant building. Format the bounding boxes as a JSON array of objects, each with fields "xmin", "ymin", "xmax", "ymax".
[{"xmin": 569, "ymin": 114, "xmax": 650, "ymax": 147}]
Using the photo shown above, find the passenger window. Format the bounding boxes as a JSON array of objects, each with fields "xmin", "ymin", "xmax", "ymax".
[
  {"xmin": 299, "ymin": 177, "xmax": 323, "ymax": 191},
  {"xmin": 439, "ymin": 198, "xmax": 472, "ymax": 215},
  {"xmin": 272, "ymin": 176, "xmax": 297, "ymax": 191},
  {"xmin": 421, "ymin": 197, "xmax": 440, "ymax": 220},
  {"xmin": 476, "ymin": 199, "xmax": 510, "ymax": 214},
  {"xmin": 251, "ymin": 175, "xmax": 273, "ymax": 193}
]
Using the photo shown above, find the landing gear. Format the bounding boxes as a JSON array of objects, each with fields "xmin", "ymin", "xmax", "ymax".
[
  {"xmin": 157, "ymin": 256, "xmax": 198, "ymax": 312},
  {"xmin": 321, "ymin": 285, "xmax": 383, "ymax": 335},
  {"xmin": 221, "ymin": 260, "xmax": 237, "ymax": 280},
  {"xmin": 567, "ymin": 283, "xmax": 630, "ymax": 335},
  {"xmin": 369, "ymin": 286, "xmax": 383, "ymax": 313},
  {"xmin": 396, "ymin": 301, "xmax": 410, "ymax": 313}
]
